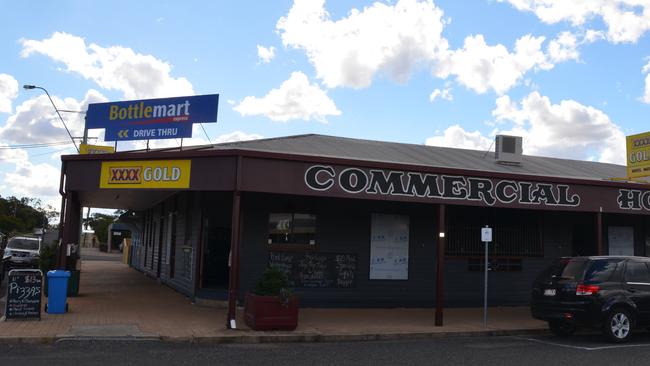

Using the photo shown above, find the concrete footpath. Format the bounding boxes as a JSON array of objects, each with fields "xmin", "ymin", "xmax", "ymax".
[{"xmin": 0, "ymin": 254, "xmax": 547, "ymax": 343}]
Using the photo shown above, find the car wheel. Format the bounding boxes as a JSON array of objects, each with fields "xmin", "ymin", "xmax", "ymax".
[
  {"xmin": 603, "ymin": 308, "xmax": 633, "ymax": 343},
  {"xmin": 548, "ymin": 321, "xmax": 577, "ymax": 336}
]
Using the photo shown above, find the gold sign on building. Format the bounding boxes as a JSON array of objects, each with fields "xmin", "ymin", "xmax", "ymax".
[
  {"xmin": 100, "ymin": 160, "xmax": 191, "ymax": 189},
  {"xmin": 626, "ymin": 132, "xmax": 650, "ymax": 179},
  {"xmin": 80, "ymin": 143, "xmax": 115, "ymax": 155}
]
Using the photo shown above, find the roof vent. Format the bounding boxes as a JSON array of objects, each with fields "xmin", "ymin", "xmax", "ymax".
[{"xmin": 494, "ymin": 135, "xmax": 522, "ymax": 166}]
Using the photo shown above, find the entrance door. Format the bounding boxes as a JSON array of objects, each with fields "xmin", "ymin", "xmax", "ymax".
[{"xmin": 201, "ymin": 216, "xmax": 230, "ymax": 290}]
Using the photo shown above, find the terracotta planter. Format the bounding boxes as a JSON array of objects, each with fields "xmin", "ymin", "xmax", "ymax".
[{"xmin": 244, "ymin": 293, "xmax": 299, "ymax": 331}]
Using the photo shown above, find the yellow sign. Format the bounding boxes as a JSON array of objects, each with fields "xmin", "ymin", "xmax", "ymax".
[
  {"xmin": 626, "ymin": 132, "xmax": 650, "ymax": 179},
  {"xmin": 80, "ymin": 143, "xmax": 115, "ymax": 155},
  {"xmin": 100, "ymin": 160, "xmax": 191, "ymax": 189}
]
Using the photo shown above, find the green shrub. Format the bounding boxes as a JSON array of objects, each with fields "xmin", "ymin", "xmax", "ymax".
[
  {"xmin": 254, "ymin": 266, "xmax": 292, "ymax": 298},
  {"xmin": 39, "ymin": 245, "xmax": 57, "ymax": 273}
]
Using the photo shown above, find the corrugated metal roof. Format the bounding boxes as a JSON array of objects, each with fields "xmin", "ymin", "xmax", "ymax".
[{"xmin": 154, "ymin": 134, "xmax": 628, "ymax": 181}]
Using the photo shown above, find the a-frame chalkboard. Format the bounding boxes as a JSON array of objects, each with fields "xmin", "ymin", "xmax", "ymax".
[{"xmin": 4, "ymin": 269, "xmax": 43, "ymax": 320}]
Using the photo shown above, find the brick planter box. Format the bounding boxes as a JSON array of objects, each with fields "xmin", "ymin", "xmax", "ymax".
[{"xmin": 244, "ymin": 293, "xmax": 299, "ymax": 331}]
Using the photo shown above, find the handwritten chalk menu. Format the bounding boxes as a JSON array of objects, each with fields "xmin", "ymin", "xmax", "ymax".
[
  {"xmin": 269, "ymin": 252, "xmax": 356, "ymax": 288},
  {"xmin": 370, "ymin": 213, "xmax": 410, "ymax": 280},
  {"xmin": 4, "ymin": 269, "xmax": 42, "ymax": 320}
]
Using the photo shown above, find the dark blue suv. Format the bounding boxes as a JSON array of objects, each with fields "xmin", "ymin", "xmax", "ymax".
[{"xmin": 531, "ymin": 256, "xmax": 650, "ymax": 342}]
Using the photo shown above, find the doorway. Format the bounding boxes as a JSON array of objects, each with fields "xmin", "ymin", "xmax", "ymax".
[
  {"xmin": 199, "ymin": 192, "xmax": 233, "ymax": 296},
  {"xmin": 201, "ymin": 221, "xmax": 230, "ymax": 290}
]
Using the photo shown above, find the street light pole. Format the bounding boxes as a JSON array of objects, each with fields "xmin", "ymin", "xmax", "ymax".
[{"xmin": 23, "ymin": 84, "xmax": 80, "ymax": 153}]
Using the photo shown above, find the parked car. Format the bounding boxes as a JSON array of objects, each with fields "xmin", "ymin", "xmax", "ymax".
[
  {"xmin": 1, "ymin": 236, "xmax": 42, "ymax": 275},
  {"xmin": 531, "ymin": 256, "xmax": 650, "ymax": 342}
]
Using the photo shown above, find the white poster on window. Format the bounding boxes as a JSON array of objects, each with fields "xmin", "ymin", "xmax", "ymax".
[
  {"xmin": 608, "ymin": 226, "xmax": 634, "ymax": 256},
  {"xmin": 370, "ymin": 214, "xmax": 409, "ymax": 280}
]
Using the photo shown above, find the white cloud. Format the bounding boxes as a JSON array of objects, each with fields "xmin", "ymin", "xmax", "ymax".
[
  {"xmin": 425, "ymin": 124, "xmax": 493, "ymax": 150},
  {"xmin": 496, "ymin": 92, "xmax": 625, "ymax": 163},
  {"xmin": 427, "ymin": 92, "xmax": 626, "ymax": 164},
  {"xmin": 434, "ymin": 34, "xmax": 552, "ymax": 95},
  {"xmin": 257, "ymin": 45, "xmax": 276, "ymax": 63},
  {"xmin": 0, "ymin": 146, "xmax": 28, "ymax": 165},
  {"xmin": 429, "ymin": 87, "xmax": 453, "ymax": 102},
  {"xmin": 5, "ymin": 160, "xmax": 61, "ymax": 199},
  {"xmin": 643, "ymin": 60, "xmax": 650, "ymax": 103},
  {"xmin": 21, "ymin": 32, "xmax": 194, "ymax": 99},
  {"xmin": 0, "ymin": 73, "xmax": 19, "ymax": 113},
  {"xmin": 497, "ymin": 0, "xmax": 650, "ymax": 43},
  {"xmin": 212, "ymin": 131, "xmax": 264, "ymax": 143},
  {"xmin": 0, "ymin": 89, "xmax": 107, "ymax": 145},
  {"xmin": 547, "ymin": 31, "xmax": 580, "ymax": 63},
  {"xmin": 234, "ymin": 71, "xmax": 341, "ymax": 122},
  {"xmin": 277, "ymin": 0, "xmax": 448, "ymax": 89}
]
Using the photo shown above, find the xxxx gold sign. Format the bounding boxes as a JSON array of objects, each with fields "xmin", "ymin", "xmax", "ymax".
[
  {"xmin": 627, "ymin": 131, "xmax": 650, "ymax": 179},
  {"xmin": 100, "ymin": 160, "xmax": 191, "ymax": 189}
]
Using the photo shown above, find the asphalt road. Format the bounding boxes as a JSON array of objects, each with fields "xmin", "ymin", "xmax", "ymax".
[{"xmin": 3, "ymin": 333, "xmax": 650, "ymax": 366}]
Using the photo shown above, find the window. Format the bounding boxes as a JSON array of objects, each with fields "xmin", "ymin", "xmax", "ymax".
[
  {"xmin": 625, "ymin": 261, "xmax": 650, "ymax": 283},
  {"xmin": 268, "ymin": 213, "xmax": 316, "ymax": 248},
  {"xmin": 584, "ymin": 259, "xmax": 621, "ymax": 283},
  {"xmin": 447, "ymin": 224, "xmax": 542, "ymax": 257},
  {"xmin": 445, "ymin": 206, "xmax": 542, "ymax": 258}
]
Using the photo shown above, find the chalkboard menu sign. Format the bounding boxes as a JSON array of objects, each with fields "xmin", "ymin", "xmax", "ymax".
[
  {"xmin": 269, "ymin": 252, "xmax": 356, "ymax": 288},
  {"xmin": 4, "ymin": 269, "xmax": 43, "ymax": 320}
]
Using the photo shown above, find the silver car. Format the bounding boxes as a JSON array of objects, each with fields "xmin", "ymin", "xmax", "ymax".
[{"xmin": 2, "ymin": 236, "xmax": 41, "ymax": 272}]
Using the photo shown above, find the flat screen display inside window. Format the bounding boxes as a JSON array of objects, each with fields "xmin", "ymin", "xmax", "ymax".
[{"xmin": 268, "ymin": 213, "xmax": 316, "ymax": 245}]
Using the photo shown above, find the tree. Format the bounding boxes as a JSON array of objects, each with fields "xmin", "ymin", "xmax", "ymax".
[
  {"xmin": 83, "ymin": 212, "xmax": 118, "ymax": 244},
  {"xmin": 0, "ymin": 195, "xmax": 51, "ymax": 236}
]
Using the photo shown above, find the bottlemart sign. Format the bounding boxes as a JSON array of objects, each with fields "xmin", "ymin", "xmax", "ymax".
[{"xmin": 86, "ymin": 94, "xmax": 218, "ymax": 141}]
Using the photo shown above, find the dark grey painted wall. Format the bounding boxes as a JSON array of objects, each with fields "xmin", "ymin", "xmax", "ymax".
[
  {"xmin": 238, "ymin": 193, "xmax": 594, "ymax": 308},
  {"xmin": 130, "ymin": 190, "xmax": 650, "ymax": 308},
  {"xmin": 238, "ymin": 193, "xmax": 438, "ymax": 307}
]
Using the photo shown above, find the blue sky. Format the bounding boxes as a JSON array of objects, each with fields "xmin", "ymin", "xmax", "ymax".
[{"xmin": 1, "ymin": 0, "xmax": 650, "ymax": 208}]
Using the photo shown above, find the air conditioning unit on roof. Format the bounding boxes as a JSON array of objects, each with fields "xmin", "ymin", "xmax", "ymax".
[{"xmin": 495, "ymin": 135, "xmax": 522, "ymax": 166}]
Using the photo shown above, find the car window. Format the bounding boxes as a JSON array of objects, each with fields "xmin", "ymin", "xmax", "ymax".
[
  {"xmin": 583, "ymin": 259, "xmax": 622, "ymax": 284},
  {"xmin": 6, "ymin": 238, "xmax": 40, "ymax": 251},
  {"xmin": 625, "ymin": 262, "xmax": 650, "ymax": 283},
  {"xmin": 537, "ymin": 259, "xmax": 588, "ymax": 282}
]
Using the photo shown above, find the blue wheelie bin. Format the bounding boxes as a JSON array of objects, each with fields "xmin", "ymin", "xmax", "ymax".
[{"xmin": 47, "ymin": 270, "xmax": 71, "ymax": 314}]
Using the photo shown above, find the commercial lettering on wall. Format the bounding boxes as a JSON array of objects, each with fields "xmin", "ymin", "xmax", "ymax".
[
  {"xmin": 617, "ymin": 189, "xmax": 650, "ymax": 211},
  {"xmin": 100, "ymin": 160, "xmax": 191, "ymax": 189},
  {"xmin": 304, "ymin": 165, "xmax": 581, "ymax": 207}
]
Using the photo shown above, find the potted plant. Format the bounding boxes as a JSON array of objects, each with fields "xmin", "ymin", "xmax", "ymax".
[{"xmin": 244, "ymin": 266, "xmax": 299, "ymax": 331}]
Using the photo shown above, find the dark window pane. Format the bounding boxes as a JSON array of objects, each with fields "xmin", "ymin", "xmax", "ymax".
[
  {"xmin": 291, "ymin": 214, "xmax": 316, "ymax": 245},
  {"xmin": 625, "ymin": 261, "xmax": 650, "ymax": 283},
  {"xmin": 7, "ymin": 238, "xmax": 39, "ymax": 251},
  {"xmin": 584, "ymin": 259, "xmax": 621, "ymax": 283},
  {"xmin": 536, "ymin": 259, "xmax": 587, "ymax": 282},
  {"xmin": 268, "ymin": 213, "xmax": 292, "ymax": 244},
  {"xmin": 267, "ymin": 213, "xmax": 316, "ymax": 246}
]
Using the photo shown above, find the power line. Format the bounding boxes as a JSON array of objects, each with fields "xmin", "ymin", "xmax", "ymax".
[{"xmin": 0, "ymin": 141, "xmax": 73, "ymax": 149}]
